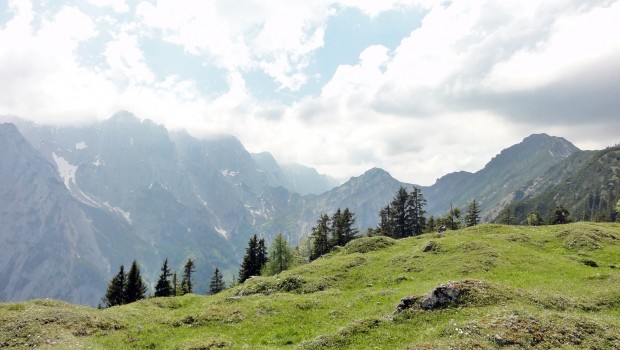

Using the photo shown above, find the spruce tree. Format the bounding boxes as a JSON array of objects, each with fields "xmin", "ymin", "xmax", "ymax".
[
  {"xmin": 172, "ymin": 271, "xmax": 179, "ymax": 296},
  {"xmin": 310, "ymin": 214, "xmax": 331, "ymax": 261},
  {"xmin": 238, "ymin": 235, "xmax": 258, "ymax": 283},
  {"xmin": 154, "ymin": 258, "xmax": 172, "ymax": 297},
  {"xmin": 125, "ymin": 260, "xmax": 147, "ymax": 303},
  {"xmin": 378, "ymin": 205, "xmax": 394, "ymax": 237},
  {"xmin": 550, "ymin": 206, "xmax": 570, "ymax": 225},
  {"xmin": 209, "ymin": 268, "xmax": 225, "ymax": 295},
  {"xmin": 392, "ymin": 187, "xmax": 410, "ymax": 238},
  {"xmin": 340, "ymin": 208, "xmax": 359, "ymax": 245},
  {"xmin": 257, "ymin": 238, "xmax": 268, "ymax": 272},
  {"xmin": 181, "ymin": 258, "xmax": 195, "ymax": 294},
  {"xmin": 102, "ymin": 265, "xmax": 126, "ymax": 307},
  {"xmin": 464, "ymin": 199, "xmax": 481, "ymax": 227},
  {"xmin": 407, "ymin": 187, "xmax": 427, "ymax": 235}
]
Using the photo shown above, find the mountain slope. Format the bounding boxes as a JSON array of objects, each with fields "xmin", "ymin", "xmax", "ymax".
[
  {"xmin": 424, "ymin": 134, "xmax": 580, "ymax": 220},
  {"xmin": 1, "ymin": 223, "xmax": 618, "ymax": 349},
  {"xmin": 0, "ymin": 123, "xmax": 153, "ymax": 305},
  {"xmin": 508, "ymin": 146, "xmax": 620, "ymax": 223}
]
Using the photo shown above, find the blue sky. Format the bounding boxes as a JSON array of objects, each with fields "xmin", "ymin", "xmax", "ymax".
[{"xmin": 1, "ymin": 0, "xmax": 619, "ymax": 185}]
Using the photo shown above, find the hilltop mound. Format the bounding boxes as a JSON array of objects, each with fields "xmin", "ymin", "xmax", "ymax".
[{"xmin": 1, "ymin": 223, "xmax": 619, "ymax": 349}]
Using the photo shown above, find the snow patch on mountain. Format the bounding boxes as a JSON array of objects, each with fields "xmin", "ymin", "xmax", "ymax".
[
  {"xmin": 75, "ymin": 141, "xmax": 87, "ymax": 150},
  {"xmin": 214, "ymin": 226, "xmax": 228, "ymax": 239},
  {"xmin": 52, "ymin": 152, "xmax": 78, "ymax": 190},
  {"xmin": 220, "ymin": 169, "xmax": 239, "ymax": 177}
]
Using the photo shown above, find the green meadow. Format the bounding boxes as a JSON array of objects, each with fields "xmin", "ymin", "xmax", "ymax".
[{"xmin": 2, "ymin": 222, "xmax": 619, "ymax": 349}]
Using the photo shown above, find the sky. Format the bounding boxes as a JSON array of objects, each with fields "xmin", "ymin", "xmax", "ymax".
[{"xmin": 1, "ymin": 0, "xmax": 619, "ymax": 185}]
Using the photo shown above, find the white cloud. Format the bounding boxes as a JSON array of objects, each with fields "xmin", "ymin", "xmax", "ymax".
[
  {"xmin": 1, "ymin": 0, "xmax": 619, "ymax": 185},
  {"xmin": 483, "ymin": 1, "xmax": 620, "ymax": 92},
  {"xmin": 87, "ymin": 0, "xmax": 129, "ymax": 13}
]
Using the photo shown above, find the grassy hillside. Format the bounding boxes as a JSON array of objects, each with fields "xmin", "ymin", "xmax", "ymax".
[{"xmin": 2, "ymin": 223, "xmax": 619, "ymax": 349}]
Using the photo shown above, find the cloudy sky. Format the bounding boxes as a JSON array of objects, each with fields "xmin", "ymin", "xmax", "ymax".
[{"xmin": 1, "ymin": 0, "xmax": 619, "ymax": 185}]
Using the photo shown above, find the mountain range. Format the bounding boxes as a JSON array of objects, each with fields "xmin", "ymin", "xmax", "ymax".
[{"xmin": 1, "ymin": 111, "xmax": 618, "ymax": 305}]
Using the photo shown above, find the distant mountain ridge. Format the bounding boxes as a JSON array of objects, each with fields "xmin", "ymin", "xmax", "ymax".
[{"xmin": 1, "ymin": 112, "xmax": 616, "ymax": 306}]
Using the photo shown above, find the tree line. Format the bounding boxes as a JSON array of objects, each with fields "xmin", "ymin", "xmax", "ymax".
[{"xmin": 102, "ymin": 257, "xmax": 224, "ymax": 308}]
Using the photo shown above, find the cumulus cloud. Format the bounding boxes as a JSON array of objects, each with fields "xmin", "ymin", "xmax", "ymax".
[{"xmin": 0, "ymin": 0, "xmax": 618, "ymax": 185}]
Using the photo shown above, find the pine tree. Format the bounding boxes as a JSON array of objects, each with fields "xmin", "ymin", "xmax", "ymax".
[
  {"xmin": 257, "ymin": 238, "xmax": 268, "ymax": 272},
  {"xmin": 378, "ymin": 205, "xmax": 394, "ymax": 237},
  {"xmin": 172, "ymin": 271, "xmax": 179, "ymax": 296},
  {"xmin": 209, "ymin": 268, "xmax": 225, "ymax": 295},
  {"xmin": 407, "ymin": 187, "xmax": 427, "ymax": 235},
  {"xmin": 330, "ymin": 208, "xmax": 344, "ymax": 247},
  {"xmin": 392, "ymin": 187, "xmax": 410, "ymax": 238},
  {"xmin": 310, "ymin": 214, "xmax": 331, "ymax": 261},
  {"xmin": 181, "ymin": 258, "xmax": 195, "ymax": 294},
  {"xmin": 154, "ymin": 258, "xmax": 172, "ymax": 297},
  {"xmin": 125, "ymin": 260, "xmax": 147, "ymax": 303},
  {"xmin": 340, "ymin": 208, "xmax": 359, "ymax": 245},
  {"xmin": 550, "ymin": 205, "xmax": 570, "ymax": 225},
  {"xmin": 264, "ymin": 233, "xmax": 295, "ymax": 275},
  {"xmin": 238, "ymin": 235, "xmax": 258, "ymax": 283},
  {"xmin": 102, "ymin": 265, "xmax": 126, "ymax": 307},
  {"xmin": 464, "ymin": 199, "xmax": 481, "ymax": 227}
]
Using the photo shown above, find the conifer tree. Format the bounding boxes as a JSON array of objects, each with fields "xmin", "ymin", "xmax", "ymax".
[
  {"xmin": 209, "ymin": 268, "xmax": 225, "ymax": 295},
  {"xmin": 154, "ymin": 257, "xmax": 172, "ymax": 297},
  {"xmin": 310, "ymin": 214, "xmax": 331, "ymax": 261},
  {"xmin": 407, "ymin": 187, "xmax": 427, "ymax": 235},
  {"xmin": 102, "ymin": 265, "xmax": 126, "ymax": 307},
  {"xmin": 378, "ymin": 205, "xmax": 394, "ymax": 237},
  {"xmin": 181, "ymin": 258, "xmax": 195, "ymax": 294},
  {"xmin": 464, "ymin": 199, "xmax": 481, "ymax": 227},
  {"xmin": 392, "ymin": 187, "xmax": 410, "ymax": 238},
  {"xmin": 125, "ymin": 260, "xmax": 147, "ymax": 303},
  {"xmin": 172, "ymin": 271, "xmax": 179, "ymax": 296},
  {"xmin": 550, "ymin": 205, "xmax": 570, "ymax": 225},
  {"xmin": 238, "ymin": 235, "xmax": 258, "ymax": 283},
  {"xmin": 340, "ymin": 208, "xmax": 359, "ymax": 244},
  {"xmin": 257, "ymin": 238, "xmax": 268, "ymax": 272},
  {"xmin": 264, "ymin": 233, "xmax": 295, "ymax": 275}
]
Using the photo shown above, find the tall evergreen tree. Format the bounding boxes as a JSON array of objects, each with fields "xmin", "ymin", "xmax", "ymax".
[
  {"xmin": 464, "ymin": 199, "xmax": 481, "ymax": 227},
  {"xmin": 238, "ymin": 235, "xmax": 257, "ymax": 283},
  {"xmin": 550, "ymin": 205, "xmax": 570, "ymax": 225},
  {"xmin": 310, "ymin": 214, "xmax": 331, "ymax": 261},
  {"xmin": 125, "ymin": 260, "xmax": 147, "ymax": 303},
  {"xmin": 407, "ymin": 187, "xmax": 427, "ymax": 235},
  {"xmin": 209, "ymin": 268, "xmax": 225, "ymax": 295},
  {"xmin": 154, "ymin": 258, "xmax": 172, "ymax": 297},
  {"xmin": 392, "ymin": 187, "xmax": 410, "ymax": 238},
  {"xmin": 181, "ymin": 258, "xmax": 195, "ymax": 294},
  {"xmin": 257, "ymin": 238, "xmax": 268, "ymax": 271},
  {"xmin": 339, "ymin": 208, "xmax": 359, "ymax": 245},
  {"xmin": 378, "ymin": 205, "xmax": 394, "ymax": 237},
  {"xmin": 264, "ymin": 233, "xmax": 295, "ymax": 275},
  {"xmin": 102, "ymin": 265, "xmax": 126, "ymax": 307},
  {"xmin": 172, "ymin": 271, "xmax": 179, "ymax": 296}
]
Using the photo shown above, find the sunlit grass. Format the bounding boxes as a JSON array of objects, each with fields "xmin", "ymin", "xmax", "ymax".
[{"xmin": 1, "ymin": 222, "xmax": 619, "ymax": 349}]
